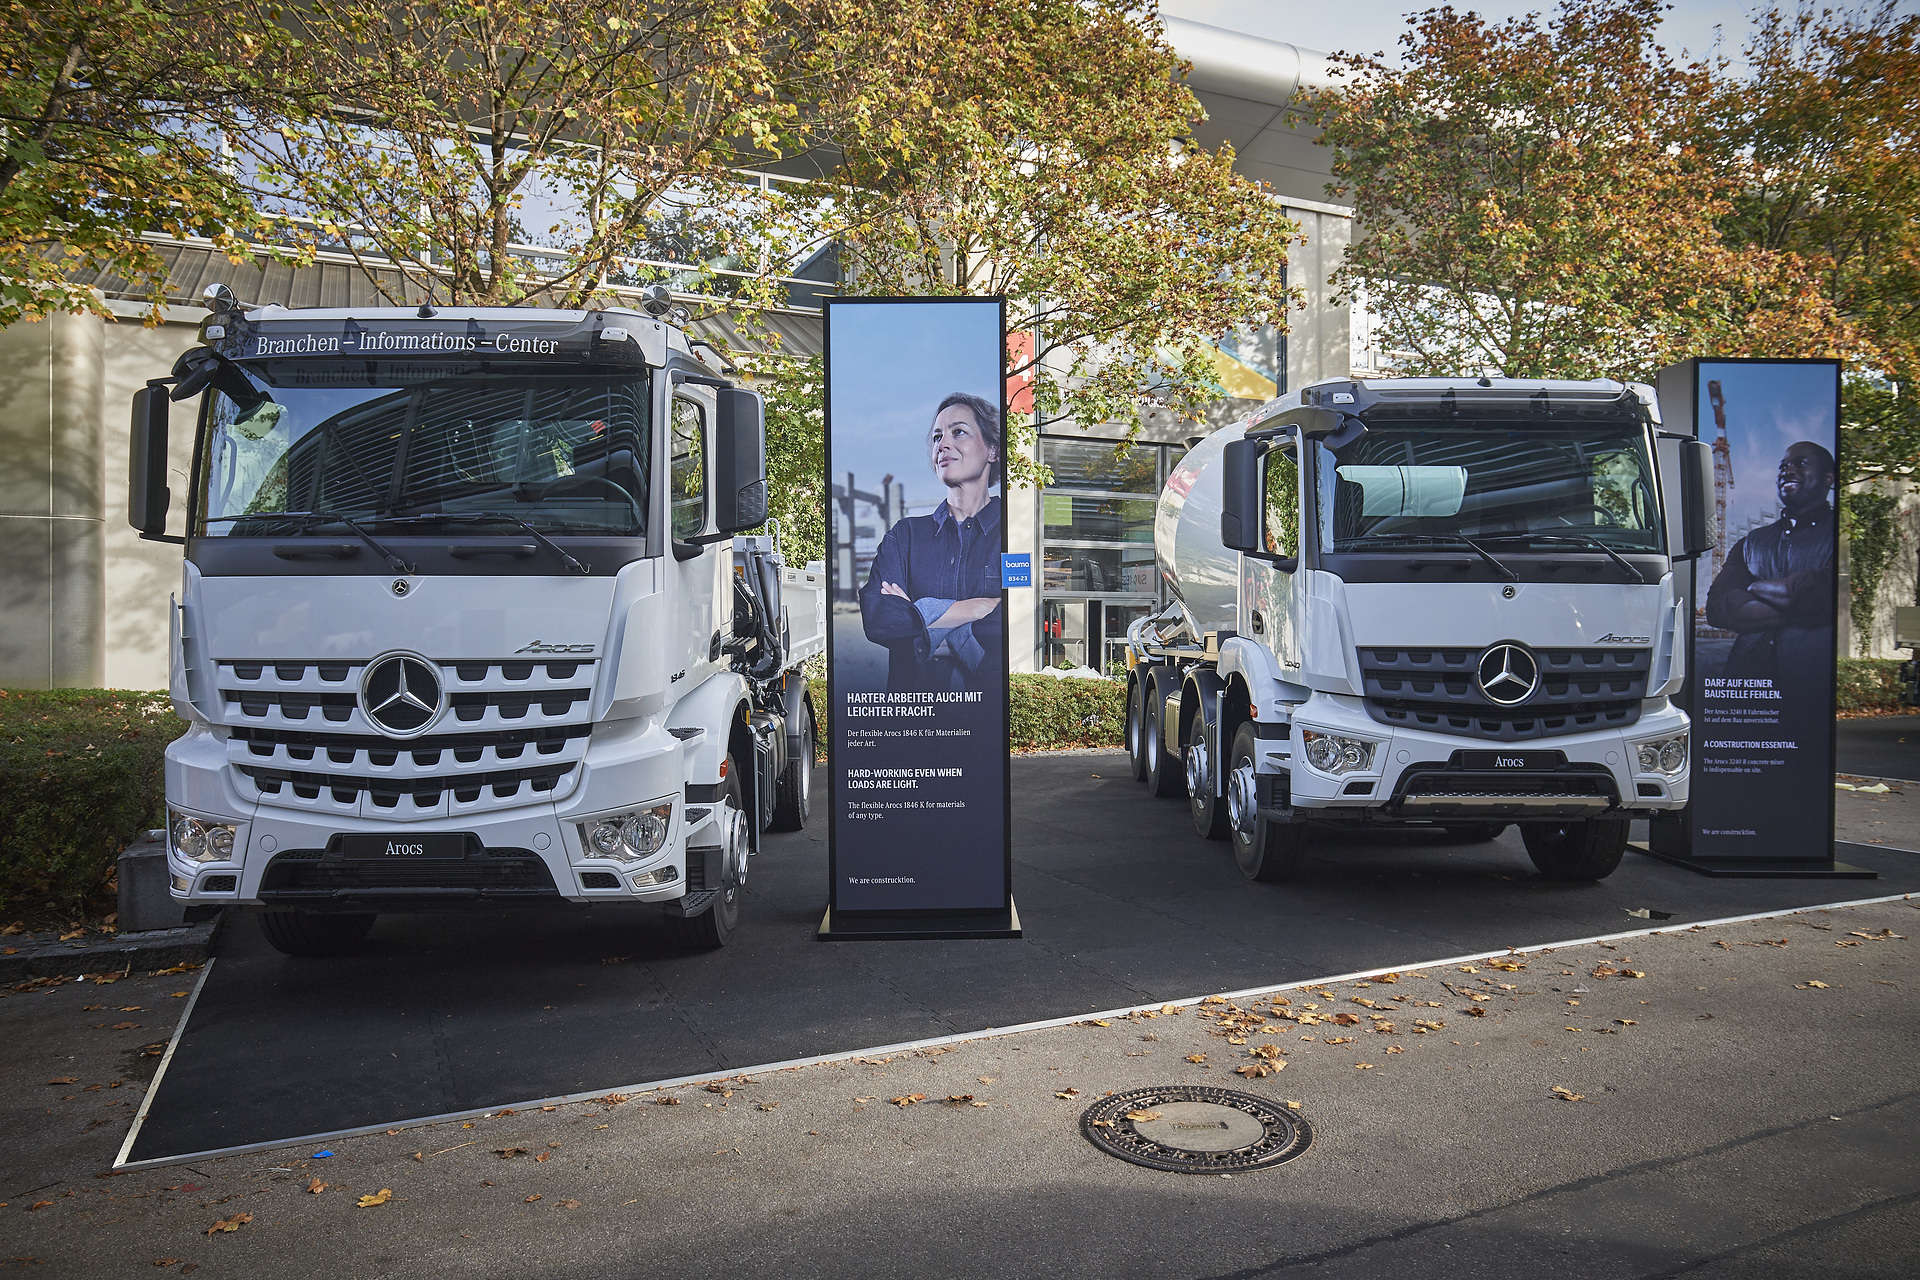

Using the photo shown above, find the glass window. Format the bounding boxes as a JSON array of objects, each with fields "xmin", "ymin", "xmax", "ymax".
[
  {"xmin": 669, "ymin": 397, "xmax": 707, "ymax": 540},
  {"xmin": 1041, "ymin": 438, "xmax": 1159, "ymax": 493},
  {"xmin": 1042, "ymin": 545, "xmax": 1158, "ymax": 594},
  {"xmin": 1265, "ymin": 443, "xmax": 1298, "ymax": 557},
  {"xmin": 1314, "ymin": 423, "xmax": 1663, "ymax": 552},
  {"xmin": 1042, "ymin": 493, "xmax": 1156, "ymax": 543},
  {"xmin": 197, "ymin": 364, "xmax": 648, "ymax": 537}
]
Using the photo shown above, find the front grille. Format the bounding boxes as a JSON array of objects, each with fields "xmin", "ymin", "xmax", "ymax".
[
  {"xmin": 1360, "ymin": 647, "xmax": 1649, "ymax": 742},
  {"xmin": 1394, "ymin": 763, "xmax": 1620, "ymax": 817},
  {"xmin": 215, "ymin": 657, "xmax": 597, "ymax": 817},
  {"xmin": 259, "ymin": 850, "xmax": 557, "ymax": 897}
]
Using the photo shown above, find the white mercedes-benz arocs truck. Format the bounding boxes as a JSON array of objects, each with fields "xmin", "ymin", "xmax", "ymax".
[
  {"xmin": 1125, "ymin": 377, "xmax": 1715, "ymax": 883},
  {"xmin": 129, "ymin": 285, "xmax": 822, "ymax": 955}
]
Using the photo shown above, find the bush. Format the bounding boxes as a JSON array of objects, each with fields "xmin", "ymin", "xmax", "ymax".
[
  {"xmin": 1836, "ymin": 658, "xmax": 1907, "ymax": 716},
  {"xmin": 0, "ymin": 690, "xmax": 187, "ymax": 915},
  {"xmin": 806, "ymin": 672, "xmax": 1127, "ymax": 754}
]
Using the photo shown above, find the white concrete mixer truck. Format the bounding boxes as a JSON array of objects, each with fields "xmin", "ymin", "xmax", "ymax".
[
  {"xmin": 1123, "ymin": 377, "xmax": 1715, "ymax": 882},
  {"xmin": 129, "ymin": 286, "xmax": 823, "ymax": 955}
]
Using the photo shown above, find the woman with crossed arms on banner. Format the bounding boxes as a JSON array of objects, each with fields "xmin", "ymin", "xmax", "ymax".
[{"xmin": 858, "ymin": 391, "xmax": 1005, "ymax": 693}]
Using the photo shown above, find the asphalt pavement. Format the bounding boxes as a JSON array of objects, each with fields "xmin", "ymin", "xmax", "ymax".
[
  {"xmin": 1837, "ymin": 715, "xmax": 1920, "ymax": 782},
  {"xmin": 118, "ymin": 754, "xmax": 1920, "ymax": 1166}
]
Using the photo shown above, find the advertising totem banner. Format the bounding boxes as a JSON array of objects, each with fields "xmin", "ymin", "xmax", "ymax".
[
  {"xmin": 820, "ymin": 297, "xmax": 1017, "ymax": 937},
  {"xmin": 1656, "ymin": 358, "xmax": 1845, "ymax": 866}
]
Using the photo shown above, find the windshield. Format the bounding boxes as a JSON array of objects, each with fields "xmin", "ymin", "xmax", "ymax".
[
  {"xmin": 194, "ymin": 361, "xmax": 649, "ymax": 537},
  {"xmin": 1314, "ymin": 422, "xmax": 1662, "ymax": 554}
]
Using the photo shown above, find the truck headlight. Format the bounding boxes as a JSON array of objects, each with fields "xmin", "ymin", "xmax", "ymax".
[
  {"xmin": 1300, "ymin": 729, "xmax": 1378, "ymax": 776},
  {"xmin": 578, "ymin": 804, "xmax": 674, "ymax": 863},
  {"xmin": 1634, "ymin": 734, "xmax": 1688, "ymax": 776},
  {"xmin": 169, "ymin": 810, "xmax": 239, "ymax": 864}
]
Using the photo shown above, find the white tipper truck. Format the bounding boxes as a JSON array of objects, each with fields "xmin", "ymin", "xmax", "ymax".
[
  {"xmin": 1124, "ymin": 377, "xmax": 1716, "ymax": 882},
  {"xmin": 128, "ymin": 284, "xmax": 823, "ymax": 954}
]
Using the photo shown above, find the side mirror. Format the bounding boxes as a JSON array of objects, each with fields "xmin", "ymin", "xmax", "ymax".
[
  {"xmin": 1678, "ymin": 438, "xmax": 1714, "ymax": 558},
  {"xmin": 1220, "ymin": 438, "xmax": 1264, "ymax": 554},
  {"xmin": 129, "ymin": 385, "xmax": 171, "ymax": 536},
  {"xmin": 713, "ymin": 386, "xmax": 768, "ymax": 534}
]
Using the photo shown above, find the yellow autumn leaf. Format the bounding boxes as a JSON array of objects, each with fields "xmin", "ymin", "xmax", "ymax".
[{"xmin": 357, "ymin": 1189, "xmax": 393, "ymax": 1208}]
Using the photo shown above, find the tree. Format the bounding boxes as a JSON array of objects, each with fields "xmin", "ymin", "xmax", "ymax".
[
  {"xmin": 791, "ymin": 0, "xmax": 1302, "ymax": 476},
  {"xmin": 1310, "ymin": 0, "xmax": 1860, "ymax": 383},
  {"xmin": 242, "ymin": 0, "xmax": 821, "ymax": 308},
  {"xmin": 0, "ymin": 0, "xmax": 296, "ymax": 328}
]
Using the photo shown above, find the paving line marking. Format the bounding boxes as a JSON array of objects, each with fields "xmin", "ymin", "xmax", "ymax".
[
  {"xmin": 109, "ymin": 891, "xmax": 1915, "ymax": 1173},
  {"xmin": 114, "ymin": 957, "xmax": 217, "ymax": 1169}
]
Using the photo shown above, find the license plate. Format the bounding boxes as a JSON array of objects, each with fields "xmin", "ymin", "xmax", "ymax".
[
  {"xmin": 1453, "ymin": 750, "xmax": 1567, "ymax": 771},
  {"xmin": 330, "ymin": 833, "xmax": 471, "ymax": 859}
]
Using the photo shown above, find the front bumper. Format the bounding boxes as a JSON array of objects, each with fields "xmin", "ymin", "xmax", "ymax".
[
  {"xmin": 1271, "ymin": 694, "xmax": 1689, "ymax": 820},
  {"xmin": 163, "ymin": 718, "xmax": 721, "ymax": 907}
]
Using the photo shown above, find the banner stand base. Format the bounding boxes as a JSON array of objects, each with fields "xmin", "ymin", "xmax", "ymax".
[
  {"xmin": 816, "ymin": 900, "xmax": 1022, "ymax": 942},
  {"xmin": 1629, "ymin": 842, "xmax": 1877, "ymax": 879}
]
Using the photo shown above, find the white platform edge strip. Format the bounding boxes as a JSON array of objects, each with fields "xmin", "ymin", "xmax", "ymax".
[
  {"xmin": 115, "ymin": 958, "xmax": 217, "ymax": 1170},
  {"xmin": 111, "ymin": 891, "xmax": 1916, "ymax": 1173}
]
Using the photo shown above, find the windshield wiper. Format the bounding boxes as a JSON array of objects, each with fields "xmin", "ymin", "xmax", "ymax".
[
  {"xmin": 1347, "ymin": 533, "xmax": 1518, "ymax": 581},
  {"xmin": 382, "ymin": 512, "xmax": 591, "ymax": 575},
  {"xmin": 207, "ymin": 510, "xmax": 415, "ymax": 574},
  {"xmin": 1475, "ymin": 533, "xmax": 1651, "ymax": 584}
]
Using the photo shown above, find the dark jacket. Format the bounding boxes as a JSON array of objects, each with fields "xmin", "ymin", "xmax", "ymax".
[{"xmin": 859, "ymin": 496, "xmax": 1004, "ymax": 692}]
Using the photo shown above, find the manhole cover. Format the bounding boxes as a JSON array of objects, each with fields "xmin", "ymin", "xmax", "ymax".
[{"xmin": 1080, "ymin": 1086, "xmax": 1311, "ymax": 1173}]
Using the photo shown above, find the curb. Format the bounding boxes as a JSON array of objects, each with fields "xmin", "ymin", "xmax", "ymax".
[{"xmin": 0, "ymin": 912, "xmax": 223, "ymax": 982}]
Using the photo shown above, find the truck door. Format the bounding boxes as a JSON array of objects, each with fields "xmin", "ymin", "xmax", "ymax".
[{"xmin": 668, "ymin": 387, "xmax": 728, "ymax": 691}]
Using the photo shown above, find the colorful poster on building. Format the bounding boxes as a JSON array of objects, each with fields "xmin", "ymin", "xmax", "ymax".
[
  {"xmin": 823, "ymin": 298, "xmax": 1013, "ymax": 925},
  {"xmin": 1687, "ymin": 359, "xmax": 1841, "ymax": 859}
]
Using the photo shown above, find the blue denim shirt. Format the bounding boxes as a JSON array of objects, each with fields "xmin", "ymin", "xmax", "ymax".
[{"xmin": 858, "ymin": 495, "xmax": 1003, "ymax": 692}]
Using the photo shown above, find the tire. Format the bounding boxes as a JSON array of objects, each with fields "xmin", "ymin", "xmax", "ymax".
[
  {"xmin": 666, "ymin": 755, "xmax": 745, "ymax": 950},
  {"xmin": 1144, "ymin": 675, "xmax": 1185, "ymax": 799},
  {"xmin": 1127, "ymin": 676, "xmax": 1150, "ymax": 783},
  {"xmin": 258, "ymin": 910, "xmax": 376, "ymax": 957},
  {"xmin": 1442, "ymin": 823, "xmax": 1509, "ymax": 843},
  {"xmin": 768, "ymin": 700, "xmax": 814, "ymax": 832},
  {"xmin": 1227, "ymin": 721, "xmax": 1307, "ymax": 882},
  {"xmin": 1522, "ymin": 818, "xmax": 1628, "ymax": 882},
  {"xmin": 1186, "ymin": 717, "xmax": 1229, "ymax": 841}
]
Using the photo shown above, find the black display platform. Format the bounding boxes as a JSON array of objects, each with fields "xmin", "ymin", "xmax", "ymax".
[
  {"xmin": 121, "ymin": 756, "xmax": 1920, "ymax": 1167},
  {"xmin": 1631, "ymin": 841, "xmax": 1878, "ymax": 879},
  {"xmin": 816, "ymin": 902, "xmax": 1021, "ymax": 941}
]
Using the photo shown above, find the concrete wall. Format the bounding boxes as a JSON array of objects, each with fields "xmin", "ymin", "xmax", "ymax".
[
  {"xmin": 99, "ymin": 308, "xmax": 205, "ymax": 689},
  {"xmin": 0, "ymin": 310, "xmax": 106, "ymax": 688}
]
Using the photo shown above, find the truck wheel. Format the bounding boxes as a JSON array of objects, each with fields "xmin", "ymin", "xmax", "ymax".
[
  {"xmin": 768, "ymin": 700, "xmax": 814, "ymax": 832},
  {"xmin": 1127, "ymin": 677, "xmax": 1150, "ymax": 783},
  {"xmin": 1522, "ymin": 818, "xmax": 1628, "ymax": 881},
  {"xmin": 1186, "ymin": 728, "xmax": 1229, "ymax": 840},
  {"xmin": 1443, "ymin": 823, "xmax": 1509, "ymax": 843},
  {"xmin": 1144, "ymin": 676, "xmax": 1185, "ymax": 798},
  {"xmin": 667, "ymin": 757, "xmax": 745, "ymax": 950},
  {"xmin": 258, "ymin": 910, "xmax": 376, "ymax": 957},
  {"xmin": 1227, "ymin": 721, "xmax": 1306, "ymax": 881}
]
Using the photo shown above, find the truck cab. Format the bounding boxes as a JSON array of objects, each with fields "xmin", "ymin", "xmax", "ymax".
[
  {"xmin": 129, "ymin": 289, "xmax": 822, "ymax": 954},
  {"xmin": 1126, "ymin": 377, "xmax": 1715, "ymax": 882}
]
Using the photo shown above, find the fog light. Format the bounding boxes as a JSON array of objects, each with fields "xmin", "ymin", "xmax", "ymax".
[
  {"xmin": 1300, "ymin": 729, "xmax": 1378, "ymax": 776},
  {"xmin": 1634, "ymin": 734, "xmax": 1688, "ymax": 776},
  {"xmin": 578, "ymin": 803, "xmax": 674, "ymax": 863},
  {"xmin": 169, "ymin": 809, "xmax": 239, "ymax": 864},
  {"xmin": 171, "ymin": 872, "xmax": 192, "ymax": 893},
  {"xmin": 631, "ymin": 865, "xmax": 680, "ymax": 888}
]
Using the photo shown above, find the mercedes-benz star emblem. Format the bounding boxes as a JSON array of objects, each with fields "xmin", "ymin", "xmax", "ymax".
[
  {"xmin": 1475, "ymin": 643, "xmax": 1540, "ymax": 707},
  {"xmin": 359, "ymin": 653, "xmax": 444, "ymax": 737}
]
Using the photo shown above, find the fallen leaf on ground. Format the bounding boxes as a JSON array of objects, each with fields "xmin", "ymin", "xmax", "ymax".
[
  {"xmin": 757, "ymin": 1102, "xmax": 779, "ymax": 1112},
  {"xmin": 1186, "ymin": 1055, "xmax": 1207, "ymax": 1064},
  {"xmin": 111, "ymin": 1022, "xmax": 139, "ymax": 1030},
  {"xmin": 1078, "ymin": 1019, "xmax": 1112, "ymax": 1027},
  {"xmin": 306, "ymin": 1178, "xmax": 327, "ymax": 1194},
  {"xmin": 1325, "ymin": 1036, "xmax": 1353, "ymax": 1044},
  {"xmin": 1125, "ymin": 1109, "xmax": 1163, "ymax": 1122},
  {"xmin": 1235, "ymin": 1063, "xmax": 1277, "ymax": 1079},
  {"xmin": 890, "ymin": 1094, "xmax": 927, "ymax": 1107},
  {"xmin": 524, "ymin": 1194, "xmax": 541, "ymax": 1203},
  {"xmin": 206, "ymin": 1212, "xmax": 253, "ymax": 1233},
  {"xmin": 494, "ymin": 1148, "xmax": 528, "ymax": 1160},
  {"xmin": 534, "ymin": 1152, "xmax": 550, "ymax": 1163},
  {"xmin": 559, "ymin": 1199, "xmax": 580, "ymax": 1209},
  {"xmin": 656, "ymin": 1097, "xmax": 680, "ymax": 1106},
  {"xmin": 1551, "ymin": 1086, "xmax": 1584, "ymax": 1102},
  {"xmin": 1331, "ymin": 1013, "xmax": 1361, "ymax": 1026},
  {"xmin": 28, "ymin": 1201, "xmax": 54, "ymax": 1211},
  {"xmin": 45, "ymin": 1077, "xmax": 76, "ymax": 1085},
  {"xmin": 944, "ymin": 1094, "xmax": 977, "ymax": 1105},
  {"xmin": 1465, "ymin": 1008, "xmax": 1488, "ymax": 1017},
  {"xmin": 1386, "ymin": 1045, "xmax": 1405, "ymax": 1053},
  {"xmin": 1802, "ymin": 980, "xmax": 1831, "ymax": 989},
  {"xmin": 1615, "ymin": 1019, "xmax": 1637, "ymax": 1026},
  {"xmin": 1054, "ymin": 1088, "xmax": 1081, "ymax": 1099},
  {"xmin": 152, "ymin": 1261, "xmax": 179, "ymax": 1267},
  {"xmin": 704, "ymin": 1083, "xmax": 732, "ymax": 1097},
  {"xmin": 357, "ymin": 1190, "xmax": 392, "ymax": 1208},
  {"xmin": 1250, "ymin": 1043, "xmax": 1283, "ymax": 1060},
  {"xmin": 1355, "ymin": 1063, "xmax": 1374, "ymax": 1070}
]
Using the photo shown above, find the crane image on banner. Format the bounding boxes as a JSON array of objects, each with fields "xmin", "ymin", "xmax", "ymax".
[{"xmin": 1707, "ymin": 379, "xmax": 1736, "ymax": 582}]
